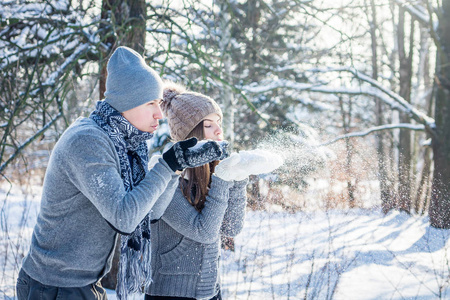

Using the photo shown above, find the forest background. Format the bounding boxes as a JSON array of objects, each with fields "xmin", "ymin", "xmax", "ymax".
[{"xmin": 1, "ymin": 0, "xmax": 450, "ymax": 298}]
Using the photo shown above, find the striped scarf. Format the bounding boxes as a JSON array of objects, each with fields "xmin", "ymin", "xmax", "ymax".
[{"xmin": 90, "ymin": 100, "xmax": 153, "ymax": 300}]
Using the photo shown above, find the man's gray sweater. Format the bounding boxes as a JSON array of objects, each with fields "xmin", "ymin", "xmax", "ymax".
[
  {"xmin": 147, "ymin": 176, "xmax": 248, "ymax": 300},
  {"xmin": 21, "ymin": 117, "xmax": 179, "ymax": 287}
]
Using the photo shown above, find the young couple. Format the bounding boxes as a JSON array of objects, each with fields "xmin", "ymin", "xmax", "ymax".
[{"xmin": 17, "ymin": 46, "xmax": 280, "ymax": 300}]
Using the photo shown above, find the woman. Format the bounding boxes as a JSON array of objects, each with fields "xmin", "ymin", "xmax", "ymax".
[{"xmin": 145, "ymin": 82, "xmax": 249, "ymax": 300}]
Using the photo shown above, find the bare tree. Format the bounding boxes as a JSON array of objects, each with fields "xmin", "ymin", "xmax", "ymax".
[
  {"xmin": 429, "ymin": 0, "xmax": 450, "ymax": 228},
  {"xmin": 413, "ymin": 23, "xmax": 433, "ymax": 214},
  {"xmin": 338, "ymin": 94, "xmax": 356, "ymax": 208},
  {"xmin": 396, "ymin": 5, "xmax": 414, "ymax": 213},
  {"xmin": 366, "ymin": 0, "xmax": 396, "ymax": 213},
  {"xmin": 0, "ymin": 1, "xmax": 102, "ymax": 178},
  {"xmin": 395, "ymin": 0, "xmax": 450, "ymax": 227},
  {"xmin": 217, "ymin": 0, "xmax": 236, "ymax": 145}
]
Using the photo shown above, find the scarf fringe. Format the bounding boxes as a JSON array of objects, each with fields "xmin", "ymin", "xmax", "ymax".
[
  {"xmin": 141, "ymin": 237, "xmax": 153, "ymax": 287},
  {"xmin": 116, "ymin": 236, "xmax": 148, "ymax": 300}
]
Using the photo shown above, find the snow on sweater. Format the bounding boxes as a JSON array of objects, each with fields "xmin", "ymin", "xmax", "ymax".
[{"xmin": 21, "ymin": 117, "xmax": 179, "ymax": 287}]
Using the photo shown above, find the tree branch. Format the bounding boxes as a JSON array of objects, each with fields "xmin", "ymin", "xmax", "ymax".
[
  {"xmin": 318, "ymin": 123, "xmax": 425, "ymax": 146},
  {"xmin": 394, "ymin": 0, "xmax": 440, "ymax": 51},
  {"xmin": 0, "ymin": 112, "xmax": 63, "ymax": 174},
  {"xmin": 394, "ymin": 0, "xmax": 430, "ymax": 25}
]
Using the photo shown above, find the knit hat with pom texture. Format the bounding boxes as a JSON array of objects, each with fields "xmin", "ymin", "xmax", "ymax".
[
  {"xmin": 104, "ymin": 46, "xmax": 163, "ymax": 112},
  {"xmin": 161, "ymin": 81, "xmax": 223, "ymax": 141}
]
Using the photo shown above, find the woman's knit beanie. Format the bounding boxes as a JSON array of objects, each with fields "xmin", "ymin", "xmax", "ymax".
[
  {"xmin": 104, "ymin": 46, "xmax": 163, "ymax": 112},
  {"xmin": 161, "ymin": 81, "xmax": 223, "ymax": 141}
]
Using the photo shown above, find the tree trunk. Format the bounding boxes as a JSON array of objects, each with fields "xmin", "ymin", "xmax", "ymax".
[
  {"xmin": 396, "ymin": 7, "xmax": 414, "ymax": 213},
  {"xmin": 414, "ymin": 24, "xmax": 433, "ymax": 214},
  {"xmin": 99, "ymin": 1, "xmax": 116, "ymax": 100},
  {"xmin": 368, "ymin": 0, "xmax": 394, "ymax": 213},
  {"xmin": 99, "ymin": 0, "xmax": 147, "ymax": 100},
  {"xmin": 338, "ymin": 95, "xmax": 355, "ymax": 208},
  {"xmin": 100, "ymin": 0, "xmax": 147, "ymax": 289},
  {"xmin": 217, "ymin": 0, "xmax": 236, "ymax": 145},
  {"xmin": 217, "ymin": 0, "xmax": 237, "ymax": 251},
  {"xmin": 430, "ymin": 1, "xmax": 450, "ymax": 228},
  {"xmin": 415, "ymin": 147, "xmax": 432, "ymax": 214}
]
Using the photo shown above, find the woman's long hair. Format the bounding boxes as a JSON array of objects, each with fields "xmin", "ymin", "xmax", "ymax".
[{"xmin": 180, "ymin": 121, "xmax": 219, "ymax": 212}]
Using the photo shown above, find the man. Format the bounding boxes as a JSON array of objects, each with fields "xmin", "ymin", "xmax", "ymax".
[{"xmin": 16, "ymin": 46, "xmax": 228, "ymax": 300}]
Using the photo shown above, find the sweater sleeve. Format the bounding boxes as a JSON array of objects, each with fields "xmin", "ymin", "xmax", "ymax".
[
  {"xmin": 150, "ymin": 158, "xmax": 180, "ymax": 221},
  {"xmin": 220, "ymin": 178, "xmax": 248, "ymax": 237},
  {"xmin": 161, "ymin": 174, "xmax": 233, "ymax": 244},
  {"xmin": 62, "ymin": 127, "xmax": 178, "ymax": 234}
]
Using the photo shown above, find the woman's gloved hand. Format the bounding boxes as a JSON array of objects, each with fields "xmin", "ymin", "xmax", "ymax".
[
  {"xmin": 163, "ymin": 137, "xmax": 229, "ymax": 172},
  {"xmin": 213, "ymin": 153, "xmax": 241, "ymax": 181},
  {"xmin": 215, "ymin": 149, "xmax": 284, "ymax": 181}
]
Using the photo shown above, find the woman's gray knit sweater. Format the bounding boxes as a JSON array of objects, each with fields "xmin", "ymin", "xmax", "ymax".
[
  {"xmin": 147, "ymin": 175, "xmax": 248, "ymax": 300},
  {"xmin": 21, "ymin": 117, "xmax": 179, "ymax": 287}
]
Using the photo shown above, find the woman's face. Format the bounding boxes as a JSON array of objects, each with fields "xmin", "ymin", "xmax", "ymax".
[
  {"xmin": 122, "ymin": 99, "xmax": 163, "ymax": 133},
  {"xmin": 202, "ymin": 113, "xmax": 223, "ymax": 141}
]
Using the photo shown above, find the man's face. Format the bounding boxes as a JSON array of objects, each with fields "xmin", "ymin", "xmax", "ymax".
[{"xmin": 121, "ymin": 99, "xmax": 163, "ymax": 133}]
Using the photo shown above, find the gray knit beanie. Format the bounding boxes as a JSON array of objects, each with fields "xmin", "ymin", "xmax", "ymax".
[
  {"xmin": 161, "ymin": 81, "xmax": 223, "ymax": 141},
  {"xmin": 104, "ymin": 46, "xmax": 163, "ymax": 112}
]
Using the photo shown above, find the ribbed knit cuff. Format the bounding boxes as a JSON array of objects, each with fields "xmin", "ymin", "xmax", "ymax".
[
  {"xmin": 232, "ymin": 177, "xmax": 249, "ymax": 189},
  {"xmin": 209, "ymin": 174, "xmax": 234, "ymax": 203}
]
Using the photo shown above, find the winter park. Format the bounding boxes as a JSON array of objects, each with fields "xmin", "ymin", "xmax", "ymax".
[{"xmin": 1, "ymin": 1, "xmax": 450, "ymax": 300}]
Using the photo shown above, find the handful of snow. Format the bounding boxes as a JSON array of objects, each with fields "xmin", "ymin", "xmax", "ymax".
[{"xmin": 215, "ymin": 149, "xmax": 284, "ymax": 181}]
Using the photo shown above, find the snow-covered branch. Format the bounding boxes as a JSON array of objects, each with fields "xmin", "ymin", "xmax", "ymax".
[
  {"xmin": 244, "ymin": 79, "xmax": 404, "ymax": 110},
  {"xmin": 47, "ymin": 43, "xmax": 89, "ymax": 85},
  {"xmin": 244, "ymin": 64, "xmax": 439, "ymax": 141},
  {"xmin": 0, "ymin": 112, "xmax": 63, "ymax": 174},
  {"xmin": 318, "ymin": 123, "xmax": 426, "ymax": 146},
  {"xmin": 394, "ymin": 0, "xmax": 439, "ymax": 46},
  {"xmin": 394, "ymin": 0, "xmax": 430, "ymax": 25},
  {"xmin": 306, "ymin": 67, "xmax": 435, "ymax": 130},
  {"xmin": 244, "ymin": 66, "xmax": 436, "ymax": 134},
  {"xmin": 27, "ymin": 43, "xmax": 90, "ymax": 96},
  {"xmin": 337, "ymin": 67, "xmax": 435, "ymax": 127}
]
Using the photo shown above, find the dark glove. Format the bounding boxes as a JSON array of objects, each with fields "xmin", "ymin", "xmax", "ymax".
[{"xmin": 163, "ymin": 137, "xmax": 230, "ymax": 172}]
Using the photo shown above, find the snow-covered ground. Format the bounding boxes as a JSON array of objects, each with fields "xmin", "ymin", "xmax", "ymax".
[{"xmin": 1, "ymin": 183, "xmax": 449, "ymax": 300}]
